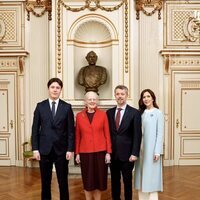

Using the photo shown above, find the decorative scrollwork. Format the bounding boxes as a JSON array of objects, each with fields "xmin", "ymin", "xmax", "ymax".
[
  {"xmin": 183, "ymin": 15, "xmax": 200, "ymax": 43},
  {"xmin": 25, "ymin": 0, "xmax": 52, "ymax": 21},
  {"xmin": 0, "ymin": 18, "xmax": 6, "ymax": 43},
  {"xmin": 135, "ymin": 0, "xmax": 163, "ymax": 20},
  {"xmin": 60, "ymin": 0, "xmax": 125, "ymax": 12}
]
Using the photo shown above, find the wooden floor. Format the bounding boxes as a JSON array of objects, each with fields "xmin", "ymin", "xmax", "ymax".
[{"xmin": 0, "ymin": 166, "xmax": 200, "ymax": 200}]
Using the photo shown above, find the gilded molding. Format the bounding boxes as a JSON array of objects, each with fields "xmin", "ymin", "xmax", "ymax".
[
  {"xmin": 180, "ymin": 81, "xmax": 200, "ymax": 89},
  {"xmin": 0, "ymin": 18, "xmax": 6, "ymax": 43},
  {"xmin": 60, "ymin": 0, "xmax": 125, "ymax": 12},
  {"xmin": 164, "ymin": 55, "xmax": 169, "ymax": 73},
  {"xmin": 124, "ymin": 0, "xmax": 129, "ymax": 73},
  {"xmin": 57, "ymin": 0, "xmax": 62, "ymax": 74},
  {"xmin": 25, "ymin": 0, "xmax": 52, "ymax": 20},
  {"xmin": 19, "ymin": 56, "xmax": 24, "ymax": 74},
  {"xmin": 135, "ymin": 0, "xmax": 163, "ymax": 20}
]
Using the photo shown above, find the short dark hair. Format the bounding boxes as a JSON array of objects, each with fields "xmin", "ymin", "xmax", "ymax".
[
  {"xmin": 114, "ymin": 85, "xmax": 128, "ymax": 94},
  {"xmin": 47, "ymin": 78, "xmax": 63, "ymax": 88}
]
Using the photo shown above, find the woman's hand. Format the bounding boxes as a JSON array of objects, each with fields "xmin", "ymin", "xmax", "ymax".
[
  {"xmin": 75, "ymin": 154, "xmax": 81, "ymax": 164},
  {"xmin": 105, "ymin": 153, "xmax": 111, "ymax": 164},
  {"xmin": 154, "ymin": 154, "xmax": 160, "ymax": 161}
]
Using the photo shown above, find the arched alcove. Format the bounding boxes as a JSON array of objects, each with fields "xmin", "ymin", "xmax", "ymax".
[
  {"xmin": 74, "ymin": 20, "xmax": 112, "ymax": 43},
  {"xmin": 66, "ymin": 14, "xmax": 119, "ymax": 100}
]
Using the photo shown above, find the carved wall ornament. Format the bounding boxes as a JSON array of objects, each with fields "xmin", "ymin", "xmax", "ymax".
[
  {"xmin": 25, "ymin": 0, "xmax": 52, "ymax": 20},
  {"xmin": 135, "ymin": 0, "xmax": 163, "ymax": 20},
  {"xmin": 0, "ymin": 18, "xmax": 6, "ymax": 43},
  {"xmin": 60, "ymin": 0, "xmax": 125, "ymax": 12},
  {"xmin": 183, "ymin": 11, "xmax": 200, "ymax": 43},
  {"xmin": 124, "ymin": 0, "xmax": 129, "ymax": 73}
]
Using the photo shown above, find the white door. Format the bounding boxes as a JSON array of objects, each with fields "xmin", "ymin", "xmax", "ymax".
[
  {"xmin": 0, "ymin": 73, "xmax": 16, "ymax": 166},
  {"xmin": 173, "ymin": 71, "xmax": 200, "ymax": 165}
]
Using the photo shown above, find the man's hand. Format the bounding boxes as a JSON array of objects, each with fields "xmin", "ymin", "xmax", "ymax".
[
  {"xmin": 33, "ymin": 151, "xmax": 40, "ymax": 161},
  {"xmin": 105, "ymin": 153, "xmax": 111, "ymax": 164},
  {"xmin": 129, "ymin": 155, "xmax": 138, "ymax": 162},
  {"xmin": 66, "ymin": 152, "xmax": 73, "ymax": 160}
]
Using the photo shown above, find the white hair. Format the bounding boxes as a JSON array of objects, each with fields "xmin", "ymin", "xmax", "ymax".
[{"xmin": 84, "ymin": 91, "xmax": 99, "ymax": 100}]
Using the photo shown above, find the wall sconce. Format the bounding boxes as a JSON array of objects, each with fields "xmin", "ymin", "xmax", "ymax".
[
  {"xmin": 135, "ymin": 0, "xmax": 163, "ymax": 20},
  {"xmin": 25, "ymin": 0, "xmax": 52, "ymax": 21}
]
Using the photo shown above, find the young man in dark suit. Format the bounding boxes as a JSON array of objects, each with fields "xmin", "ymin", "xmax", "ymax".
[
  {"xmin": 107, "ymin": 85, "xmax": 142, "ymax": 200},
  {"xmin": 31, "ymin": 78, "xmax": 75, "ymax": 200}
]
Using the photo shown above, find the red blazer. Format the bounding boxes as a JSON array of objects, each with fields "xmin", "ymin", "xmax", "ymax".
[{"xmin": 75, "ymin": 108, "xmax": 112, "ymax": 154}]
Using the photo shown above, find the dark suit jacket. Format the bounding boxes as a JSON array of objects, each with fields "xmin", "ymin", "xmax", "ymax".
[
  {"xmin": 31, "ymin": 99, "xmax": 75, "ymax": 155},
  {"xmin": 106, "ymin": 105, "xmax": 142, "ymax": 161}
]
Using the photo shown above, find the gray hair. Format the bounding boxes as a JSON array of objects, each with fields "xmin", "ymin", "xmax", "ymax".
[{"xmin": 114, "ymin": 85, "xmax": 128, "ymax": 94}]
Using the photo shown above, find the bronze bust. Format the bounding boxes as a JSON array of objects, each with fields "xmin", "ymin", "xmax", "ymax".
[{"xmin": 78, "ymin": 51, "xmax": 107, "ymax": 94}]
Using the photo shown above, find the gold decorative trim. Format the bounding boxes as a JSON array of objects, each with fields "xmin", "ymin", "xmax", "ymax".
[
  {"xmin": 0, "ymin": 18, "xmax": 6, "ymax": 43},
  {"xmin": 164, "ymin": 55, "xmax": 169, "ymax": 73},
  {"xmin": 57, "ymin": 0, "xmax": 62, "ymax": 74},
  {"xmin": 25, "ymin": 0, "xmax": 52, "ymax": 21},
  {"xmin": 19, "ymin": 56, "xmax": 24, "ymax": 74},
  {"xmin": 60, "ymin": 0, "xmax": 125, "ymax": 12},
  {"xmin": 180, "ymin": 81, "xmax": 200, "ymax": 89},
  {"xmin": 0, "ymin": 138, "xmax": 8, "ymax": 156},
  {"xmin": 181, "ymin": 136, "xmax": 200, "ymax": 158},
  {"xmin": 124, "ymin": 0, "xmax": 129, "ymax": 73},
  {"xmin": 172, "ymin": 59, "xmax": 200, "ymax": 66},
  {"xmin": 135, "ymin": 0, "xmax": 163, "ymax": 20}
]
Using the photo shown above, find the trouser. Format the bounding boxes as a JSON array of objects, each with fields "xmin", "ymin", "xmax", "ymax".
[
  {"xmin": 39, "ymin": 148, "xmax": 69, "ymax": 200},
  {"xmin": 138, "ymin": 191, "xmax": 158, "ymax": 200},
  {"xmin": 110, "ymin": 159, "xmax": 134, "ymax": 200}
]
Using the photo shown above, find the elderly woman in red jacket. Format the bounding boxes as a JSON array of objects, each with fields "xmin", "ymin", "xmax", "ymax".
[{"xmin": 75, "ymin": 91, "xmax": 112, "ymax": 200}]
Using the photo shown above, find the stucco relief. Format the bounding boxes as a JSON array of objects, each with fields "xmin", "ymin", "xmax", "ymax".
[
  {"xmin": 164, "ymin": 1, "xmax": 200, "ymax": 47},
  {"xmin": 183, "ymin": 16, "xmax": 200, "ymax": 43},
  {"xmin": 0, "ymin": 18, "xmax": 6, "ymax": 42}
]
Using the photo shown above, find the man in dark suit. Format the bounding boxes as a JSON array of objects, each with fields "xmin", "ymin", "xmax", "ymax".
[
  {"xmin": 31, "ymin": 78, "xmax": 74, "ymax": 200},
  {"xmin": 107, "ymin": 85, "xmax": 142, "ymax": 200}
]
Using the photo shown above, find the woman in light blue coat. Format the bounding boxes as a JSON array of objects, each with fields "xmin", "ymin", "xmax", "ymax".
[{"xmin": 134, "ymin": 89, "xmax": 164, "ymax": 200}]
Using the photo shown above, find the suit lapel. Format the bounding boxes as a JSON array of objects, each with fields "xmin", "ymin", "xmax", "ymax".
[
  {"xmin": 118, "ymin": 105, "xmax": 130, "ymax": 132},
  {"xmin": 110, "ymin": 107, "xmax": 117, "ymax": 131},
  {"xmin": 53, "ymin": 100, "xmax": 63, "ymax": 121},
  {"xmin": 44, "ymin": 99, "xmax": 54, "ymax": 121}
]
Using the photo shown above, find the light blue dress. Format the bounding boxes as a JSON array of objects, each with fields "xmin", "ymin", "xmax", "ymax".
[{"xmin": 134, "ymin": 108, "xmax": 164, "ymax": 192}]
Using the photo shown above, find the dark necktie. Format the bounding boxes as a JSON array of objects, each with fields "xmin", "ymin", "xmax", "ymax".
[
  {"xmin": 52, "ymin": 101, "xmax": 56, "ymax": 118},
  {"xmin": 115, "ymin": 108, "xmax": 122, "ymax": 130}
]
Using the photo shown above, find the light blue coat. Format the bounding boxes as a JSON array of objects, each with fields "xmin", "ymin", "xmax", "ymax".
[{"xmin": 134, "ymin": 108, "xmax": 164, "ymax": 192}]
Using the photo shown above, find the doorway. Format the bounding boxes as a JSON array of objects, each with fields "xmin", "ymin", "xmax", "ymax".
[{"xmin": 0, "ymin": 72, "xmax": 17, "ymax": 166}]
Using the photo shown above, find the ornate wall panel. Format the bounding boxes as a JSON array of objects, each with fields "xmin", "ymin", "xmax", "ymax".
[
  {"xmin": 164, "ymin": 0, "xmax": 200, "ymax": 48},
  {"xmin": 161, "ymin": 49, "xmax": 200, "ymax": 165},
  {"xmin": 181, "ymin": 86, "xmax": 200, "ymax": 132},
  {"xmin": 53, "ymin": 0, "xmax": 130, "ymax": 107},
  {"xmin": 0, "ymin": 2, "xmax": 24, "ymax": 49}
]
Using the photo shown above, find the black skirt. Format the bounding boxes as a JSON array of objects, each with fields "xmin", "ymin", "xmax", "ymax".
[{"xmin": 80, "ymin": 151, "xmax": 108, "ymax": 191}]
